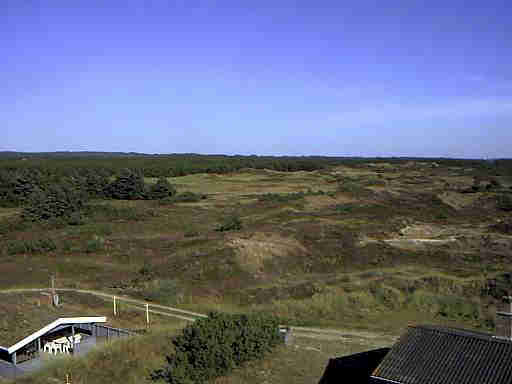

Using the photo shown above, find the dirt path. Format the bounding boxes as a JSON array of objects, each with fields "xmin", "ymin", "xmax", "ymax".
[
  {"xmin": 0, "ymin": 288, "xmax": 394, "ymax": 343},
  {"xmin": 0, "ymin": 287, "xmax": 206, "ymax": 322}
]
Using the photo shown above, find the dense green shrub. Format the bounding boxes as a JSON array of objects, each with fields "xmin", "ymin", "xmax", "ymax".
[
  {"xmin": 85, "ymin": 235, "xmax": 105, "ymax": 253},
  {"xmin": 21, "ymin": 184, "xmax": 86, "ymax": 222},
  {"xmin": 5, "ymin": 238, "xmax": 57, "ymax": 255},
  {"xmin": 0, "ymin": 171, "xmax": 14, "ymax": 206},
  {"xmin": 0, "ymin": 169, "xmax": 45, "ymax": 207},
  {"xmin": 85, "ymin": 174, "xmax": 110, "ymax": 198},
  {"xmin": 215, "ymin": 215, "xmax": 242, "ymax": 232},
  {"xmin": 334, "ymin": 203, "xmax": 355, "ymax": 213},
  {"xmin": 105, "ymin": 170, "xmax": 146, "ymax": 200},
  {"xmin": 151, "ymin": 312, "xmax": 281, "ymax": 384},
  {"xmin": 158, "ymin": 191, "xmax": 207, "ymax": 205},
  {"xmin": 147, "ymin": 177, "xmax": 177, "ymax": 200},
  {"xmin": 172, "ymin": 191, "xmax": 206, "ymax": 202},
  {"xmin": 105, "ymin": 172, "xmax": 177, "ymax": 201},
  {"xmin": 497, "ymin": 194, "xmax": 512, "ymax": 211}
]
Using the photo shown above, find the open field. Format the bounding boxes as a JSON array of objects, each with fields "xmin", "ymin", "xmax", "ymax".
[{"xmin": 1, "ymin": 158, "xmax": 512, "ymax": 382}]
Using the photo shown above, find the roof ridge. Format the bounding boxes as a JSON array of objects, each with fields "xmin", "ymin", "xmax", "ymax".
[{"xmin": 411, "ymin": 324, "xmax": 512, "ymax": 344}]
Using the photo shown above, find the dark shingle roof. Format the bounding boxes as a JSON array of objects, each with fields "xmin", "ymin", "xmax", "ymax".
[{"xmin": 372, "ymin": 325, "xmax": 512, "ymax": 384}]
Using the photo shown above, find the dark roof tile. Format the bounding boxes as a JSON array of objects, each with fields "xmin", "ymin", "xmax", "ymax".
[{"xmin": 372, "ymin": 325, "xmax": 512, "ymax": 384}]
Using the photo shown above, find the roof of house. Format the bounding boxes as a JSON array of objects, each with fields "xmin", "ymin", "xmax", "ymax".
[
  {"xmin": 0, "ymin": 317, "xmax": 106, "ymax": 355},
  {"xmin": 371, "ymin": 325, "xmax": 512, "ymax": 384}
]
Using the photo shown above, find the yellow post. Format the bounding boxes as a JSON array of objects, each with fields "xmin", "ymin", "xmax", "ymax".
[{"xmin": 146, "ymin": 303, "xmax": 150, "ymax": 326}]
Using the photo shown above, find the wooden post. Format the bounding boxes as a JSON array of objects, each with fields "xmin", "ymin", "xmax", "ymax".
[
  {"xmin": 113, "ymin": 296, "xmax": 117, "ymax": 316},
  {"xmin": 146, "ymin": 303, "xmax": 150, "ymax": 326},
  {"xmin": 72, "ymin": 325, "xmax": 76, "ymax": 355},
  {"xmin": 50, "ymin": 274, "xmax": 59, "ymax": 307}
]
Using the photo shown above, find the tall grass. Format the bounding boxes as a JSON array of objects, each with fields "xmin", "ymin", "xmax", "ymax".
[{"xmin": 262, "ymin": 281, "xmax": 489, "ymax": 330}]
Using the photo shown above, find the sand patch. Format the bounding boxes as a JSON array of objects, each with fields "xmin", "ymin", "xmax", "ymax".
[
  {"xmin": 361, "ymin": 221, "xmax": 512, "ymax": 253},
  {"xmin": 227, "ymin": 233, "xmax": 307, "ymax": 274},
  {"xmin": 437, "ymin": 191, "xmax": 482, "ymax": 210},
  {"xmin": 399, "ymin": 224, "xmax": 446, "ymax": 238}
]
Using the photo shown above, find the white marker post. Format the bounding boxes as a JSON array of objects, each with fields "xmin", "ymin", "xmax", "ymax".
[
  {"xmin": 146, "ymin": 303, "xmax": 150, "ymax": 326},
  {"xmin": 113, "ymin": 296, "xmax": 117, "ymax": 316}
]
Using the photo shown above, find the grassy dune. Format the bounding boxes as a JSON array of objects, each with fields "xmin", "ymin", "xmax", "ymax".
[{"xmin": 0, "ymin": 162, "xmax": 511, "ymax": 382}]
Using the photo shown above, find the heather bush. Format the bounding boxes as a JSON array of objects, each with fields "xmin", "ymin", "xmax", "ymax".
[
  {"xmin": 5, "ymin": 238, "xmax": 57, "ymax": 255},
  {"xmin": 215, "ymin": 215, "xmax": 242, "ymax": 232}
]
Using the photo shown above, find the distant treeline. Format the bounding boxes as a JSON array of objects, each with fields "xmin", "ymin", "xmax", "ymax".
[
  {"xmin": 0, "ymin": 154, "xmax": 511, "ymax": 209},
  {"xmin": 1, "ymin": 152, "xmax": 510, "ymax": 177},
  {"xmin": 0, "ymin": 154, "xmax": 338, "ymax": 176}
]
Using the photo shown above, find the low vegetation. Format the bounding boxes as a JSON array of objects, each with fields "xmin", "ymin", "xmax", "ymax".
[
  {"xmin": 158, "ymin": 191, "xmax": 207, "ymax": 205},
  {"xmin": 215, "ymin": 214, "xmax": 243, "ymax": 232},
  {"xmin": 257, "ymin": 190, "xmax": 328, "ymax": 203},
  {"xmin": 4, "ymin": 237, "xmax": 57, "ymax": 255},
  {"xmin": 1, "ymin": 154, "xmax": 512, "ymax": 383}
]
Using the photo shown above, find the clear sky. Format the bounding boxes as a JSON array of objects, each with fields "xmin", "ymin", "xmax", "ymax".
[{"xmin": 2, "ymin": 0, "xmax": 511, "ymax": 157}]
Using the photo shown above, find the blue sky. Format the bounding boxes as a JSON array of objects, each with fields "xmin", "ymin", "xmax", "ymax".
[{"xmin": 2, "ymin": 0, "xmax": 511, "ymax": 157}]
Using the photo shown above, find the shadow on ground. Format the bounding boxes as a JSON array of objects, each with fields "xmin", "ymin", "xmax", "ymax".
[{"xmin": 318, "ymin": 348, "xmax": 390, "ymax": 384}]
